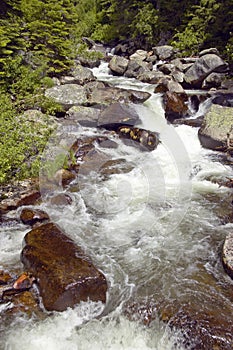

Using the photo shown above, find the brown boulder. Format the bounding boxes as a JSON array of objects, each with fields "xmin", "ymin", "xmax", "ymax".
[
  {"xmin": 164, "ymin": 91, "xmax": 189, "ymax": 121},
  {"xmin": 21, "ymin": 223, "xmax": 107, "ymax": 311},
  {"xmin": 20, "ymin": 208, "xmax": 50, "ymax": 226}
]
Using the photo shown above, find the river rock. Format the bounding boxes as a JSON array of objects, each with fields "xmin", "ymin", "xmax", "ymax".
[
  {"xmin": 66, "ymin": 105, "xmax": 101, "ymax": 127},
  {"xmin": 108, "ymin": 55, "xmax": 129, "ymax": 75},
  {"xmin": 45, "ymin": 84, "xmax": 88, "ymax": 111},
  {"xmin": 152, "ymin": 45, "xmax": 176, "ymax": 61},
  {"xmin": 154, "ymin": 77, "xmax": 185, "ymax": 94},
  {"xmin": 77, "ymin": 56, "xmax": 101, "ymax": 69},
  {"xmin": 184, "ymin": 54, "xmax": 228, "ymax": 88},
  {"xmin": 124, "ymin": 60, "xmax": 151, "ymax": 78},
  {"xmin": 199, "ymin": 47, "xmax": 220, "ymax": 57},
  {"xmin": 211, "ymin": 92, "xmax": 233, "ymax": 107},
  {"xmin": 0, "ymin": 271, "xmax": 12, "ymax": 285},
  {"xmin": 20, "ymin": 208, "xmax": 50, "ymax": 226},
  {"xmin": 117, "ymin": 126, "xmax": 160, "ymax": 151},
  {"xmin": 202, "ymin": 72, "xmax": 226, "ymax": 89},
  {"xmin": 97, "ymin": 102, "xmax": 140, "ymax": 130},
  {"xmin": 138, "ymin": 70, "xmax": 165, "ymax": 84},
  {"xmin": 129, "ymin": 49, "xmax": 148, "ymax": 61},
  {"xmin": 198, "ymin": 104, "xmax": 233, "ymax": 151},
  {"xmin": 21, "ymin": 222, "xmax": 107, "ymax": 311},
  {"xmin": 87, "ymin": 85, "xmax": 150, "ymax": 106},
  {"xmin": 222, "ymin": 232, "xmax": 233, "ymax": 279},
  {"xmin": 0, "ymin": 179, "xmax": 40, "ymax": 214},
  {"xmin": 163, "ymin": 91, "xmax": 189, "ymax": 121},
  {"xmin": 68, "ymin": 65, "xmax": 96, "ymax": 85},
  {"xmin": 49, "ymin": 193, "xmax": 73, "ymax": 206}
]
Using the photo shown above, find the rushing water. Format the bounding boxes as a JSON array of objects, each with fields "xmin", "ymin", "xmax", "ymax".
[{"xmin": 1, "ymin": 63, "xmax": 233, "ymax": 350}]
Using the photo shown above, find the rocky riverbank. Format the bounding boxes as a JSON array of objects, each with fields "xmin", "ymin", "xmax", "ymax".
[{"xmin": 0, "ymin": 41, "xmax": 233, "ymax": 349}]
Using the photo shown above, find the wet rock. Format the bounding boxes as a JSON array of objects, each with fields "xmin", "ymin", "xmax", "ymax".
[
  {"xmin": 45, "ymin": 84, "xmax": 88, "ymax": 111},
  {"xmin": 173, "ymin": 116, "xmax": 203, "ymax": 127},
  {"xmin": 154, "ymin": 77, "xmax": 185, "ymax": 94},
  {"xmin": 49, "ymin": 193, "xmax": 73, "ymax": 206},
  {"xmin": 0, "ymin": 271, "xmax": 12, "ymax": 285},
  {"xmin": 20, "ymin": 208, "xmax": 50, "ymax": 226},
  {"xmin": 99, "ymin": 159, "xmax": 134, "ymax": 177},
  {"xmin": 222, "ymin": 232, "xmax": 233, "ymax": 279},
  {"xmin": 97, "ymin": 102, "xmax": 140, "ymax": 130},
  {"xmin": 198, "ymin": 104, "xmax": 233, "ymax": 151},
  {"xmin": 117, "ymin": 126, "xmax": 160, "ymax": 151},
  {"xmin": 66, "ymin": 105, "xmax": 101, "ymax": 127},
  {"xmin": 108, "ymin": 55, "xmax": 129, "ymax": 75},
  {"xmin": 13, "ymin": 272, "xmax": 35, "ymax": 290},
  {"xmin": 211, "ymin": 93, "xmax": 233, "ymax": 107},
  {"xmin": 0, "ymin": 179, "xmax": 41, "ymax": 214},
  {"xmin": 21, "ymin": 222, "xmax": 107, "ymax": 311},
  {"xmin": 152, "ymin": 45, "xmax": 176, "ymax": 61},
  {"xmin": 163, "ymin": 91, "xmax": 189, "ymax": 121},
  {"xmin": 53, "ymin": 169, "xmax": 76, "ymax": 187},
  {"xmin": 184, "ymin": 54, "xmax": 228, "ymax": 88},
  {"xmin": 77, "ymin": 56, "xmax": 101, "ymax": 68}
]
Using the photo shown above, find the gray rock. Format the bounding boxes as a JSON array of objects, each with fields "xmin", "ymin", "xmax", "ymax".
[
  {"xmin": 45, "ymin": 84, "xmax": 88, "ymax": 110},
  {"xmin": 199, "ymin": 47, "xmax": 220, "ymax": 57},
  {"xmin": 66, "ymin": 106, "xmax": 100, "ymax": 127},
  {"xmin": 184, "ymin": 54, "xmax": 228, "ymax": 88},
  {"xmin": 198, "ymin": 104, "xmax": 233, "ymax": 150},
  {"xmin": 222, "ymin": 231, "xmax": 233, "ymax": 279},
  {"xmin": 152, "ymin": 45, "xmax": 176, "ymax": 61},
  {"xmin": 130, "ymin": 49, "xmax": 148, "ymax": 61},
  {"xmin": 69, "ymin": 65, "xmax": 96, "ymax": 85},
  {"xmin": 108, "ymin": 55, "xmax": 129, "ymax": 75},
  {"xmin": 138, "ymin": 71, "xmax": 165, "ymax": 84},
  {"xmin": 124, "ymin": 60, "xmax": 151, "ymax": 78},
  {"xmin": 155, "ymin": 77, "xmax": 185, "ymax": 94},
  {"xmin": 202, "ymin": 73, "xmax": 226, "ymax": 89},
  {"xmin": 98, "ymin": 102, "xmax": 140, "ymax": 130}
]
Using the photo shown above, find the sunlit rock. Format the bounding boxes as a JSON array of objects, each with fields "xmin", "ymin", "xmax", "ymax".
[
  {"xmin": 108, "ymin": 55, "xmax": 129, "ymax": 75},
  {"xmin": 198, "ymin": 104, "xmax": 233, "ymax": 150},
  {"xmin": 21, "ymin": 222, "xmax": 107, "ymax": 311},
  {"xmin": 20, "ymin": 208, "xmax": 50, "ymax": 226},
  {"xmin": 117, "ymin": 126, "xmax": 160, "ymax": 151}
]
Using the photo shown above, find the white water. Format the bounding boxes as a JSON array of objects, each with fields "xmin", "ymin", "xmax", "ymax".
[{"xmin": 1, "ymin": 62, "xmax": 233, "ymax": 350}]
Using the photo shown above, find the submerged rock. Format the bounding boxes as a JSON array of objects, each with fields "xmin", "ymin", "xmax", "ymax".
[
  {"xmin": 117, "ymin": 126, "xmax": 160, "ymax": 151},
  {"xmin": 21, "ymin": 222, "xmax": 107, "ymax": 311}
]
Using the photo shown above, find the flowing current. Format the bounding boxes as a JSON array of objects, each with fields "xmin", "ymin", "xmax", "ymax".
[{"xmin": 1, "ymin": 62, "xmax": 233, "ymax": 349}]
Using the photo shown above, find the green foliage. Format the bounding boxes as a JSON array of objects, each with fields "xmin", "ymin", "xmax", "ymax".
[{"xmin": 0, "ymin": 92, "xmax": 55, "ymax": 184}]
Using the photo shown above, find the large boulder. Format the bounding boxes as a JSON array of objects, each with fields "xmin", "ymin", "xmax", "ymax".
[
  {"xmin": 66, "ymin": 105, "xmax": 101, "ymax": 127},
  {"xmin": 198, "ymin": 104, "xmax": 233, "ymax": 150},
  {"xmin": 184, "ymin": 54, "xmax": 228, "ymax": 88},
  {"xmin": 202, "ymin": 72, "xmax": 226, "ymax": 89},
  {"xmin": 163, "ymin": 91, "xmax": 189, "ymax": 121},
  {"xmin": 45, "ymin": 84, "xmax": 88, "ymax": 111},
  {"xmin": 87, "ymin": 86, "xmax": 150, "ymax": 106},
  {"xmin": 108, "ymin": 55, "xmax": 129, "ymax": 75},
  {"xmin": 97, "ymin": 102, "xmax": 140, "ymax": 130},
  {"xmin": 124, "ymin": 60, "xmax": 151, "ymax": 79},
  {"xmin": 222, "ymin": 232, "xmax": 233, "ymax": 279},
  {"xmin": 138, "ymin": 71, "xmax": 165, "ymax": 84},
  {"xmin": 152, "ymin": 45, "xmax": 176, "ymax": 61},
  {"xmin": 21, "ymin": 222, "xmax": 107, "ymax": 311}
]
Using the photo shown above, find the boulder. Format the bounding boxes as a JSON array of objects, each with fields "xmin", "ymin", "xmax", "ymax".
[
  {"xmin": 21, "ymin": 222, "xmax": 107, "ymax": 311},
  {"xmin": 0, "ymin": 179, "xmax": 41, "ymax": 214},
  {"xmin": 184, "ymin": 54, "xmax": 228, "ymax": 88},
  {"xmin": 129, "ymin": 49, "xmax": 148, "ymax": 61},
  {"xmin": 152, "ymin": 45, "xmax": 176, "ymax": 61},
  {"xmin": 164, "ymin": 91, "xmax": 189, "ymax": 121},
  {"xmin": 77, "ymin": 56, "xmax": 101, "ymax": 68},
  {"xmin": 66, "ymin": 105, "xmax": 101, "ymax": 127},
  {"xmin": 198, "ymin": 104, "xmax": 233, "ymax": 151},
  {"xmin": 138, "ymin": 71, "xmax": 165, "ymax": 84},
  {"xmin": 124, "ymin": 60, "xmax": 151, "ymax": 78},
  {"xmin": 222, "ymin": 232, "xmax": 233, "ymax": 279},
  {"xmin": 87, "ymin": 86, "xmax": 150, "ymax": 106},
  {"xmin": 45, "ymin": 84, "xmax": 88, "ymax": 111},
  {"xmin": 154, "ymin": 77, "xmax": 185, "ymax": 94},
  {"xmin": 199, "ymin": 47, "xmax": 220, "ymax": 57},
  {"xmin": 97, "ymin": 102, "xmax": 140, "ymax": 130},
  {"xmin": 108, "ymin": 55, "xmax": 129, "ymax": 75},
  {"xmin": 211, "ymin": 93, "xmax": 233, "ymax": 107},
  {"xmin": 117, "ymin": 126, "xmax": 160, "ymax": 151},
  {"xmin": 49, "ymin": 193, "xmax": 73, "ymax": 206},
  {"xmin": 68, "ymin": 65, "xmax": 96, "ymax": 85},
  {"xmin": 202, "ymin": 72, "xmax": 226, "ymax": 89},
  {"xmin": 20, "ymin": 208, "xmax": 50, "ymax": 226}
]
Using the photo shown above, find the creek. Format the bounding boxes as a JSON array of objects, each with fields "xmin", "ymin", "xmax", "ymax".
[{"xmin": 1, "ymin": 62, "xmax": 233, "ymax": 350}]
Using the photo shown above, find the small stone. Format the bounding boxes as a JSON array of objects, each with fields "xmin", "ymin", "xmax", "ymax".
[{"xmin": 20, "ymin": 208, "xmax": 50, "ymax": 226}]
